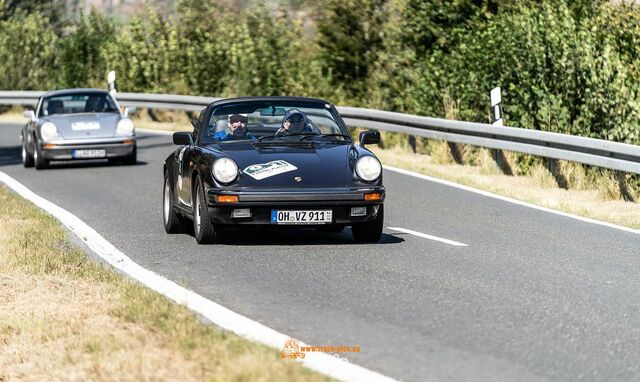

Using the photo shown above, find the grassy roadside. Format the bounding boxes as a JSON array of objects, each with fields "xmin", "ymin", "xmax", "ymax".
[{"xmin": 0, "ymin": 185, "xmax": 331, "ymax": 382}]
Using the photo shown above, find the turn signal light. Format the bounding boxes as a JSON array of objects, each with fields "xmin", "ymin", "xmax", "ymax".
[
  {"xmin": 364, "ymin": 193, "xmax": 382, "ymax": 201},
  {"xmin": 216, "ymin": 195, "xmax": 239, "ymax": 203},
  {"xmin": 43, "ymin": 143, "xmax": 57, "ymax": 148},
  {"xmin": 123, "ymin": 139, "xmax": 135, "ymax": 145}
]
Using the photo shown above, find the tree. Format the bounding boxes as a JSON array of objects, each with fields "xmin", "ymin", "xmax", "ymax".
[
  {"xmin": 317, "ymin": 0, "xmax": 387, "ymax": 96},
  {"xmin": 58, "ymin": 10, "xmax": 117, "ymax": 88}
]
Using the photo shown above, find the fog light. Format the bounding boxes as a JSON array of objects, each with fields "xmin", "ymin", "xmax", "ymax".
[
  {"xmin": 350, "ymin": 207, "xmax": 367, "ymax": 217},
  {"xmin": 216, "ymin": 195, "xmax": 238, "ymax": 203},
  {"xmin": 364, "ymin": 193, "xmax": 382, "ymax": 201},
  {"xmin": 232, "ymin": 208, "xmax": 251, "ymax": 218}
]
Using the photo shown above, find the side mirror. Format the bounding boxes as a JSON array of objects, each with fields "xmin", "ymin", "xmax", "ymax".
[
  {"xmin": 23, "ymin": 110, "xmax": 36, "ymax": 122},
  {"xmin": 173, "ymin": 132, "xmax": 193, "ymax": 146},
  {"xmin": 359, "ymin": 130, "xmax": 380, "ymax": 147},
  {"xmin": 123, "ymin": 107, "xmax": 137, "ymax": 117}
]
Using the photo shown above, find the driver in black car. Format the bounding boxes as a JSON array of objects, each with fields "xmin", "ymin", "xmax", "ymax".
[
  {"xmin": 276, "ymin": 109, "xmax": 319, "ymax": 136},
  {"xmin": 213, "ymin": 113, "xmax": 255, "ymax": 141}
]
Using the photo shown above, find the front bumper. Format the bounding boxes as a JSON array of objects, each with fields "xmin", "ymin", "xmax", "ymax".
[
  {"xmin": 206, "ymin": 187, "xmax": 384, "ymax": 225},
  {"xmin": 40, "ymin": 137, "xmax": 135, "ymax": 160}
]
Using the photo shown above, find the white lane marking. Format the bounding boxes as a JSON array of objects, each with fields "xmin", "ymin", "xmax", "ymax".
[
  {"xmin": 384, "ymin": 165, "xmax": 640, "ymax": 236},
  {"xmin": 0, "ymin": 171, "xmax": 397, "ymax": 382},
  {"xmin": 387, "ymin": 226, "xmax": 468, "ymax": 247}
]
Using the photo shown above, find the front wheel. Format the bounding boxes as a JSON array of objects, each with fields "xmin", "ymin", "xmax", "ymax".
[
  {"xmin": 193, "ymin": 176, "xmax": 218, "ymax": 244},
  {"xmin": 163, "ymin": 171, "xmax": 189, "ymax": 233},
  {"xmin": 33, "ymin": 142, "xmax": 49, "ymax": 170},
  {"xmin": 22, "ymin": 136, "xmax": 34, "ymax": 168},
  {"xmin": 351, "ymin": 205, "xmax": 384, "ymax": 243}
]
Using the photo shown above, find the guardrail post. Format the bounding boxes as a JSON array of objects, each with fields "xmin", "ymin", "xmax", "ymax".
[
  {"xmin": 490, "ymin": 87, "xmax": 513, "ymax": 175},
  {"xmin": 546, "ymin": 159, "xmax": 568, "ymax": 189},
  {"xmin": 408, "ymin": 135, "xmax": 417, "ymax": 153},
  {"xmin": 615, "ymin": 171, "xmax": 636, "ymax": 202}
]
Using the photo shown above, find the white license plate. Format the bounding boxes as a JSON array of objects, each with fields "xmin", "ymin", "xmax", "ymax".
[
  {"xmin": 72, "ymin": 149, "xmax": 106, "ymax": 158},
  {"xmin": 271, "ymin": 210, "xmax": 332, "ymax": 224}
]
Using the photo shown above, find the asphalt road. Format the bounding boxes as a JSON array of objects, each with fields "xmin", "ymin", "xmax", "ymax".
[{"xmin": 2, "ymin": 122, "xmax": 640, "ymax": 382}]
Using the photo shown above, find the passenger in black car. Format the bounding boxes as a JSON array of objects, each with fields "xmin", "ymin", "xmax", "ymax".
[{"xmin": 275, "ymin": 109, "xmax": 318, "ymax": 136}]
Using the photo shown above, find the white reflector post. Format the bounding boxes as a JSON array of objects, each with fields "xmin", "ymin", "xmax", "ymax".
[
  {"xmin": 107, "ymin": 70, "xmax": 117, "ymax": 97},
  {"xmin": 490, "ymin": 87, "xmax": 503, "ymax": 126},
  {"xmin": 490, "ymin": 87, "xmax": 501, "ymax": 106}
]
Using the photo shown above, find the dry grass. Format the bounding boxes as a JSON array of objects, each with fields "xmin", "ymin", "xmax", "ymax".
[
  {"xmin": 0, "ymin": 106, "xmax": 25, "ymax": 123},
  {"xmin": 131, "ymin": 108, "xmax": 193, "ymax": 132},
  {"xmin": 371, "ymin": 146, "xmax": 640, "ymax": 229},
  {"xmin": 0, "ymin": 186, "xmax": 332, "ymax": 382}
]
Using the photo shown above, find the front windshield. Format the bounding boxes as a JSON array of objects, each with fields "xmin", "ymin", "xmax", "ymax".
[
  {"xmin": 39, "ymin": 93, "xmax": 119, "ymax": 117},
  {"xmin": 200, "ymin": 101, "xmax": 349, "ymax": 144}
]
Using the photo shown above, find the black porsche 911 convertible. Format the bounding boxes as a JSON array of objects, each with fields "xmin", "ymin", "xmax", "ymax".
[{"xmin": 163, "ymin": 96, "xmax": 385, "ymax": 244}]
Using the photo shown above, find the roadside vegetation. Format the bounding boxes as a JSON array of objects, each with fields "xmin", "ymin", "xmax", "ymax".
[
  {"xmin": 0, "ymin": 0, "xmax": 638, "ymax": 197},
  {"xmin": 0, "ymin": 185, "xmax": 331, "ymax": 381}
]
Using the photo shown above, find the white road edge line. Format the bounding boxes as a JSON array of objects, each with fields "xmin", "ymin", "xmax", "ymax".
[
  {"xmin": 387, "ymin": 227, "xmax": 468, "ymax": 247},
  {"xmin": 0, "ymin": 171, "xmax": 397, "ymax": 382},
  {"xmin": 384, "ymin": 165, "xmax": 640, "ymax": 236}
]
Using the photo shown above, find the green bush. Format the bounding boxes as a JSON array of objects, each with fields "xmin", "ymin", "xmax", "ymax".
[
  {"xmin": 102, "ymin": 5, "xmax": 183, "ymax": 93},
  {"xmin": 0, "ymin": 10, "xmax": 57, "ymax": 90},
  {"xmin": 57, "ymin": 10, "xmax": 116, "ymax": 88}
]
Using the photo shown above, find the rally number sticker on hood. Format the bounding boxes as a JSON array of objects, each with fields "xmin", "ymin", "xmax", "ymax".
[
  {"xmin": 244, "ymin": 160, "xmax": 298, "ymax": 180},
  {"xmin": 71, "ymin": 122, "xmax": 101, "ymax": 131}
]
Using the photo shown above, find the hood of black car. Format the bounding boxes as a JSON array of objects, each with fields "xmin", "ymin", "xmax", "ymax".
[{"xmin": 207, "ymin": 142, "xmax": 354, "ymax": 188}]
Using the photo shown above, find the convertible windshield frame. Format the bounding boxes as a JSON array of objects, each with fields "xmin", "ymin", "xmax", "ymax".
[
  {"xmin": 198, "ymin": 99, "xmax": 351, "ymax": 145},
  {"xmin": 39, "ymin": 92, "xmax": 120, "ymax": 117}
]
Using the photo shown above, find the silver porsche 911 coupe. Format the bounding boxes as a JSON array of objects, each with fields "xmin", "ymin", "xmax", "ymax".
[{"xmin": 21, "ymin": 88, "xmax": 137, "ymax": 169}]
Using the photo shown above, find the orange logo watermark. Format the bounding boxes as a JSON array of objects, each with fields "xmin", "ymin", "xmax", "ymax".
[
  {"xmin": 281, "ymin": 338, "xmax": 305, "ymax": 359},
  {"xmin": 280, "ymin": 338, "xmax": 360, "ymax": 360}
]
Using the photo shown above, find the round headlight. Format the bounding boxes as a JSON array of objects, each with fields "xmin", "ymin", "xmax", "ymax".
[
  {"xmin": 117, "ymin": 118, "xmax": 135, "ymax": 135},
  {"xmin": 40, "ymin": 122, "xmax": 58, "ymax": 141},
  {"xmin": 355, "ymin": 156, "xmax": 382, "ymax": 181},
  {"xmin": 212, "ymin": 157, "xmax": 239, "ymax": 184}
]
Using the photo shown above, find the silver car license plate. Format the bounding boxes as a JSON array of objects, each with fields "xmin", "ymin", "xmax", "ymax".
[{"xmin": 72, "ymin": 149, "xmax": 106, "ymax": 158}]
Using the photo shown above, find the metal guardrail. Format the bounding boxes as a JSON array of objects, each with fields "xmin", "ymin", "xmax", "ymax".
[{"xmin": 1, "ymin": 90, "xmax": 640, "ymax": 174}]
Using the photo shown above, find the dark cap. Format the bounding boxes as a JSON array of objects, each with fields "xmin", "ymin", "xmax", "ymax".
[{"xmin": 229, "ymin": 114, "xmax": 248, "ymax": 123}]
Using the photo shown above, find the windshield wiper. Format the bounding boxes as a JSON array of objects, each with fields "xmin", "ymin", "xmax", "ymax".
[
  {"xmin": 299, "ymin": 133, "xmax": 351, "ymax": 142},
  {"xmin": 257, "ymin": 134, "xmax": 278, "ymax": 142},
  {"xmin": 257, "ymin": 133, "xmax": 311, "ymax": 142}
]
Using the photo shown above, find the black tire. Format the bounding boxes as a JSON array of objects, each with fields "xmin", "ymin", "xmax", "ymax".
[
  {"xmin": 163, "ymin": 171, "xmax": 189, "ymax": 233},
  {"xmin": 351, "ymin": 204, "xmax": 384, "ymax": 243},
  {"xmin": 21, "ymin": 136, "xmax": 34, "ymax": 168},
  {"xmin": 317, "ymin": 224, "xmax": 345, "ymax": 233},
  {"xmin": 33, "ymin": 141, "xmax": 49, "ymax": 170},
  {"xmin": 193, "ymin": 175, "xmax": 218, "ymax": 244},
  {"xmin": 123, "ymin": 146, "xmax": 137, "ymax": 165}
]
